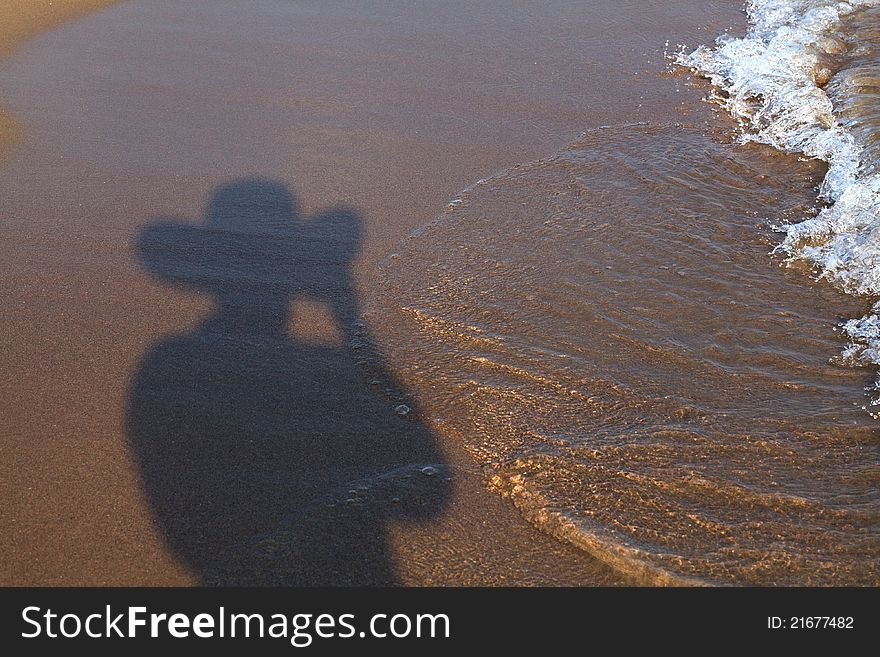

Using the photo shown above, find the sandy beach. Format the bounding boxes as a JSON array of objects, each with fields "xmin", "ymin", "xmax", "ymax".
[
  {"xmin": 0, "ymin": 1, "xmax": 124, "ymax": 146},
  {"xmin": 0, "ymin": 1, "xmax": 776, "ymax": 585},
  {"xmin": 1, "ymin": 1, "xmax": 129, "ymax": 58}
]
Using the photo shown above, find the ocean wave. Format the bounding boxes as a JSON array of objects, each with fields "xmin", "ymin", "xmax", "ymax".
[
  {"xmin": 375, "ymin": 123, "xmax": 880, "ymax": 584},
  {"xmin": 678, "ymin": 0, "xmax": 880, "ymax": 414}
]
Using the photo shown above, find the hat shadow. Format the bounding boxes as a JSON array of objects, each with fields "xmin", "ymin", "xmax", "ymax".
[{"xmin": 126, "ymin": 178, "xmax": 449, "ymax": 585}]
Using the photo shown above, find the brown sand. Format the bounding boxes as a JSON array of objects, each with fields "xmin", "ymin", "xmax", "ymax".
[
  {"xmin": 0, "ymin": 1, "xmax": 747, "ymax": 585},
  {"xmin": 0, "ymin": 0, "xmax": 124, "ymax": 58},
  {"xmin": 0, "ymin": 1, "xmax": 124, "ymax": 158}
]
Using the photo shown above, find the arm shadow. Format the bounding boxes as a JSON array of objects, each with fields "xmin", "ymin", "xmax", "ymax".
[{"xmin": 126, "ymin": 177, "xmax": 450, "ymax": 585}]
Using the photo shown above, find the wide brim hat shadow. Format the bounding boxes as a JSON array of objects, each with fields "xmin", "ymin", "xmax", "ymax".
[{"xmin": 136, "ymin": 178, "xmax": 362, "ymax": 297}]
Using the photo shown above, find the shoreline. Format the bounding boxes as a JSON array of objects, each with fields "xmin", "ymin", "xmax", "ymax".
[
  {"xmin": 0, "ymin": 1, "xmax": 124, "ymax": 158},
  {"xmin": 0, "ymin": 1, "xmax": 749, "ymax": 585},
  {"xmin": 0, "ymin": 0, "xmax": 123, "ymax": 59}
]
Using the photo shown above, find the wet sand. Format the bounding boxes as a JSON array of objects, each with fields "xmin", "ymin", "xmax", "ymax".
[
  {"xmin": 0, "ymin": 1, "xmax": 124, "ymax": 154},
  {"xmin": 0, "ymin": 1, "xmax": 747, "ymax": 585},
  {"xmin": 0, "ymin": 1, "xmax": 126, "ymax": 58}
]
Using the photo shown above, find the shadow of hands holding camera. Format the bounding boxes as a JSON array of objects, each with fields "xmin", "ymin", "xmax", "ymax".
[{"xmin": 126, "ymin": 178, "xmax": 449, "ymax": 585}]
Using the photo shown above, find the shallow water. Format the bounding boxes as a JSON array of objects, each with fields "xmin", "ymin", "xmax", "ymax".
[
  {"xmin": 681, "ymin": 1, "xmax": 880, "ymax": 414},
  {"xmin": 2, "ymin": 0, "xmax": 746, "ymax": 585},
  {"xmin": 373, "ymin": 125, "xmax": 880, "ymax": 584},
  {"xmin": 831, "ymin": 6, "xmax": 880, "ymax": 171},
  {"xmin": 1, "ymin": 0, "xmax": 877, "ymax": 585}
]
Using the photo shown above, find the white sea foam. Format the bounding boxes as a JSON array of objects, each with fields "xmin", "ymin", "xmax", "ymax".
[{"xmin": 678, "ymin": 0, "xmax": 880, "ymax": 414}]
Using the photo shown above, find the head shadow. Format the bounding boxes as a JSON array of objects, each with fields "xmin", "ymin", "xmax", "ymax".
[{"xmin": 126, "ymin": 177, "xmax": 449, "ymax": 585}]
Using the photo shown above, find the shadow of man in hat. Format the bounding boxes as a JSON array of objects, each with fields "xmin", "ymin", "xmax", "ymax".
[{"xmin": 126, "ymin": 178, "xmax": 449, "ymax": 585}]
